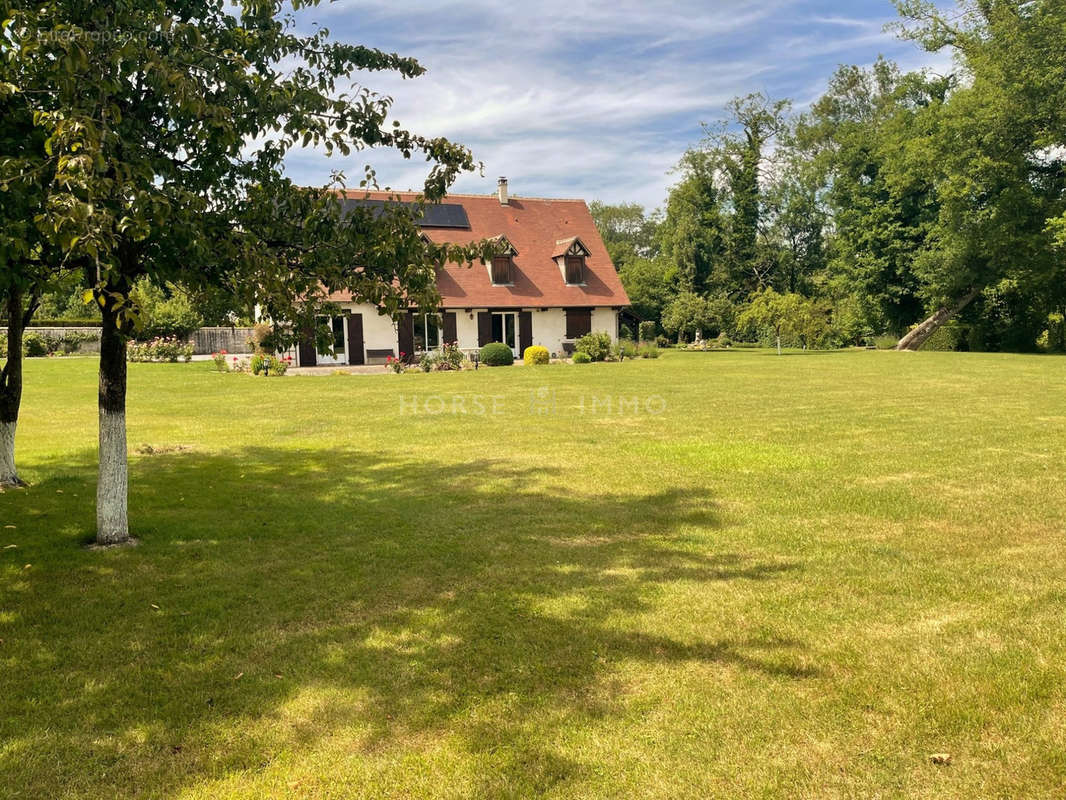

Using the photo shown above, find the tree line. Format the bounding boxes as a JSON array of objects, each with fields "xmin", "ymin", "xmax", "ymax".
[{"xmin": 595, "ymin": 0, "xmax": 1066, "ymax": 354}]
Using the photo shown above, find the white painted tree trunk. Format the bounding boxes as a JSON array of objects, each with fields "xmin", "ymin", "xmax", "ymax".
[
  {"xmin": 96, "ymin": 408, "xmax": 129, "ymax": 544},
  {"xmin": 0, "ymin": 420, "xmax": 18, "ymax": 486},
  {"xmin": 776, "ymin": 334, "xmax": 782, "ymax": 355}
]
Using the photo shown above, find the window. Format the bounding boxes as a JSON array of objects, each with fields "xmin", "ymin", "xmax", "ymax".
[
  {"xmin": 491, "ymin": 312, "xmax": 518, "ymax": 354},
  {"xmin": 491, "ymin": 255, "xmax": 513, "ymax": 285},
  {"xmin": 554, "ymin": 238, "xmax": 591, "ymax": 284},
  {"xmin": 565, "ymin": 256, "xmax": 584, "ymax": 285},
  {"xmin": 565, "ymin": 309, "xmax": 592, "ymax": 339},
  {"xmin": 414, "ymin": 313, "xmax": 441, "ymax": 352}
]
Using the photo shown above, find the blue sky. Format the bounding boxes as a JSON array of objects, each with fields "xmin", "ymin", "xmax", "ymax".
[{"xmin": 286, "ymin": 0, "xmax": 954, "ymax": 210}]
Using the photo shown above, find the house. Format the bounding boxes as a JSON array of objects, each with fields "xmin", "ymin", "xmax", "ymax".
[{"xmin": 293, "ymin": 178, "xmax": 630, "ymax": 366}]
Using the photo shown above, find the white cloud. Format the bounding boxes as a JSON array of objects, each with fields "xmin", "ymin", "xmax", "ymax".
[{"xmin": 282, "ymin": 0, "xmax": 949, "ymax": 209}]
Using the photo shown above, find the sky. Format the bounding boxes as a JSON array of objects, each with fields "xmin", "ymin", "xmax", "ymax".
[{"xmin": 285, "ymin": 0, "xmax": 955, "ymax": 211}]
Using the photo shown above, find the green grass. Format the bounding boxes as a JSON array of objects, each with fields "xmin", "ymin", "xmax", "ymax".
[{"xmin": 3, "ymin": 349, "xmax": 1066, "ymax": 799}]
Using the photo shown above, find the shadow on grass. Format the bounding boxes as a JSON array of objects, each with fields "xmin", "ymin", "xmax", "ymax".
[{"xmin": 2, "ymin": 448, "xmax": 808, "ymax": 797}]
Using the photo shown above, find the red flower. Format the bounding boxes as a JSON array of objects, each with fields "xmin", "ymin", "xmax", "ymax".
[{"xmin": 221, "ymin": 349, "xmax": 228, "ymax": 355}]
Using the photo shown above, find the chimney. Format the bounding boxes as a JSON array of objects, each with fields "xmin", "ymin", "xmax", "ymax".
[{"xmin": 497, "ymin": 176, "xmax": 509, "ymax": 205}]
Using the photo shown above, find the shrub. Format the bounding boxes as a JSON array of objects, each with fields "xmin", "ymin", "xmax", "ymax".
[
  {"xmin": 247, "ymin": 322, "xmax": 274, "ymax": 354},
  {"xmin": 638, "ymin": 321, "xmax": 657, "ymax": 342},
  {"xmin": 17, "ymin": 330, "xmax": 97, "ymax": 357},
  {"xmin": 23, "ymin": 333, "xmax": 49, "ymax": 357},
  {"xmin": 1038, "ymin": 312, "xmax": 1065, "ymax": 353},
  {"xmin": 575, "ymin": 331, "xmax": 611, "ymax": 362},
  {"xmin": 919, "ymin": 322, "xmax": 963, "ymax": 352},
  {"xmin": 615, "ymin": 339, "xmax": 639, "ymax": 360},
  {"xmin": 250, "ymin": 353, "xmax": 288, "ymax": 376},
  {"xmin": 385, "ymin": 355, "xmax": 405, "ymax": 374},
  {"xmin": 418, "ymin": 352, "xmax": 436, "ymax": 372},
  {"xmin": 715, "ymin": 332, "xmax": 732, "ymax": 349},
  {"xmin": 211, "ymin": 351, "xmax": 230, "ymax": 372},
  {"xmin": 655, "ymin": 334, "xmax": 671, "ymax": 348},
  {"xmin": 59, "ymin": 332, "xmax": 91, "ymax": 354},
  {"xmin": 872, "ymin": 334, "xmax": 899, "ymax": 350},
  {"xmin": 480, "ymin": 342, "xmax": 514, "ymax": 366},
  {"xmin": 131, "ymin": 279, "xmax": 203, "ymax": 341},
  {"xmin": 572, "ymin": 351, "xmax": 592, "ymax": 364},
  {"xmin": 639, "ymin": 343, "xmax": 660, "ymax": 359},
  {"xmin": 436, "ymin": 342, "xmax": 464, "ymax": 371},
  {"xmin": 523, "ymin": 345, "xmax": 550, "ymax": 365},
  {"xmin": 127, "ymin": 336, "xmax": 193, "ymax": 363},
  {"xmin": 619, "ymin": 323, "xmax": 634, "ymax": 341}
]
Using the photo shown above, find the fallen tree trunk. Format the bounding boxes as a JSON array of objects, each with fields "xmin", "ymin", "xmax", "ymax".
[{"xmin": 895, "ymin": 289, "xmax": 979, "ymax": 351}]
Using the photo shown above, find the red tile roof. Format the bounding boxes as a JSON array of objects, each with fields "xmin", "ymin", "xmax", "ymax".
[{"xmin": 329, "ymin": 191, "xmax": 629, "ymax": 309}]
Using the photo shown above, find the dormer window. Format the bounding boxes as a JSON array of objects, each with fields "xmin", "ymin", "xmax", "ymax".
[
  {"xmin": 491, "ymin": 255, "xmax": 513, "ymax": 285},
  {"xmin": 553, "ymin": 237, "xmax": 591, "ymax": 285},
  {"xmin": 488, "ymin": 235, "xmax": 518, "ymax": 286},
  {"xmin": 565, "ymin": 256, "xmax": 584, "ymax": 285}
]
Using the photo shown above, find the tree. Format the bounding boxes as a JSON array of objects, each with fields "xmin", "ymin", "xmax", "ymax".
[
  {"xmin": 760, "ymin": 148, "xmax": 827, "ymax": 296},
  {"xmin": 660, "ymin": 291, "xmax": 733, "ymax": 343},
  {"xmin": 617, "ymin": 256, "xmax": 676, "ymax": 326},
  {"xmin": 891, "ymin": 0, "xmax": 1066, "ymax": 350},
  {"xmin": 0, "ymin": 54, "xmax": 78, "ymax": 487},
  {"xmin": 793, "ymin": 60, "xmax": 939, "ymax": 337},
  {"xmin": 6, "ymin": 0, "xmax": 493, "ymax": 542},
  {"xmin": 736, "ymin": 288, "xmax": 830, "ymax": 354},
  {"xmin": 588, "ymin": 201, "xmax": 659, "ymax": 270},
  {"xmin": 702, "ymin": 93, "xmax": 791, "ymax": 296},
  {"xmin": 656, "ymin": 150, "xmax": 724, "ymax": 294},
  {"xmin": 129, "ymin": 279, "xmax": 204, "ymax": 341}
]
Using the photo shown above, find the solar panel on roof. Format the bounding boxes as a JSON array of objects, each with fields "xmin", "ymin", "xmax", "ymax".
[
  {"xmin": 340, "ymin": 199, "xmax": 470, "ymax": 229},
  {"xmin": 419, "ymin": 203, "xmax": 470, "ymax": 228}
]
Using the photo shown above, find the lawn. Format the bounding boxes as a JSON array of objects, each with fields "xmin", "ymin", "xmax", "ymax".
[{"xmin": 2, "ymin": 349, "xmax": 1066, "ymax": 799}]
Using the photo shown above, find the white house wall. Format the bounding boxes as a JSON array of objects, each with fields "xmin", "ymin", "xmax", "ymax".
[
  {"xmin": 591, "ymin": 307, "xmax": 619, "ymax": 341},
  {"xmin": 295, "ymin": 302, "xmax": 618, "ymax": 364}
]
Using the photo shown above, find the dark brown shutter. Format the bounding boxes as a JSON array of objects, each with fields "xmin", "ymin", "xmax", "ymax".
[
  {"xmin": 477, "ymin": 312, "xmax": 493, "ymax": 347},
  {"xmin": 443, "ymin": 312, "xmax": 457, "ymax": 346},
  {"xmin": 565, "ymin": 256, "xmax": 584, "ymax": 284},
  {"xmin": 491, "ymin": 256, "xmax": 512, "ymax": 284},
  {"xmin": 398, "ymin": 312, "xmax": 414, "ymax": 362},
  {"xmin": 346, "ymin": 314, "xmax": 365, "ymax": 365},
  {"xmin": 519, "ymin": 311, "xmax": 533, "ymax": 355},
  {"xmin": 297, "ymin": 331, "xmax": 317, "ymax": 367},
  {"xmin": 565, "ymin": 309, "xmax": 591, "ymax": 339}
]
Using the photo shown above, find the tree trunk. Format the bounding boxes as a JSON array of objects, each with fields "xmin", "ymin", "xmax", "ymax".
[
  {"xmin": 0, "ymin": 286, "xmax": 27, "ymax": 488},
  {"xmin": 96, "ymin": 303, "xmax": 130, "ymax": 544},
  {"xmin": 776, "ymin": 332, "xmax": 781, "ymax": 355},
  {"xmin": 895, "ymin": 290, "xmax": 979, "ymax": 352}
]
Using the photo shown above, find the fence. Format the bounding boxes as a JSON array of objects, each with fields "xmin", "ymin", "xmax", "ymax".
[
  {"xmin": 191, "ymin": 327, "xmax": 256, "ymax": 355},
  {"xmin": 20, "ymin": 326, "xmax": 257, "ymax": 356}
]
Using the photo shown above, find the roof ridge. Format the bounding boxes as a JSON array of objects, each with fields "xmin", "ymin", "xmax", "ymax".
[{"xmin": 344, "ymin": 189, "xmax": 589, "ymax": 203}]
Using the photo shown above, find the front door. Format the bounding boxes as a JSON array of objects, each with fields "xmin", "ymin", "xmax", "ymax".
[{"xmin": 491, "ymin": 312, "xmax": 518, "ymax": 356}]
